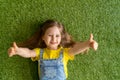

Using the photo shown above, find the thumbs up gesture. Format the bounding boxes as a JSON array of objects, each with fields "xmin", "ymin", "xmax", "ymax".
[
  {"xmin": 89, "ymin": 34, "xmax": 98, "ymax": 51},
  {"xmin": 8, "ymin": 42, "xmax": 19, "ymax": 57}
]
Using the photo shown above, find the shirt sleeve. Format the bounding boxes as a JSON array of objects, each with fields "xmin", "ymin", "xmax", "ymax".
[
  {"xmin": 31, "ymin": 48, "xmax": 40, "ymax": 61},
  {"xmin": 64, "ymin": 48, "xmax": 74, "ymax": 60}
]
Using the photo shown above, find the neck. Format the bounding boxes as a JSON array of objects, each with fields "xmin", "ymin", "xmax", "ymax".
[{"xmin": 47, "ymin": 47, "xmax": 58, "ymax": 50}]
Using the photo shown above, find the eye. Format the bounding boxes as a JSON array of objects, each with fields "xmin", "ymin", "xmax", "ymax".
[
  {"xmin": 56, "ymin": 35, "xmax": 60, "ymax": 37},
  {"xmin": 48, "ymin": 35, "xmax": 52, "ymax": 37}
]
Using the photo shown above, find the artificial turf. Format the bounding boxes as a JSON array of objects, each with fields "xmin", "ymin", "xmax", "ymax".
[{"xmin": 0, "ymin": 0, "xmax": 120, "ymax": 80}]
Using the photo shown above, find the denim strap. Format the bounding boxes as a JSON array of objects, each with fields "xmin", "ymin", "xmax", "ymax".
[
  {"xmin": 58, "ymin": 49, "xmax": 63, "ymax": 60},
  {"xmin": 40, "ymin": 48, "xmax": 63, "ymax": 60},
  {"xmin": 40, "ymin": 49, "xmax": 44, "ymax": 60}
]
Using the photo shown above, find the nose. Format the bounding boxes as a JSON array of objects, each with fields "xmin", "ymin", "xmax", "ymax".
[{"xmin": 52, "ymin": 36, "xmax": 56, "ymax": 42}]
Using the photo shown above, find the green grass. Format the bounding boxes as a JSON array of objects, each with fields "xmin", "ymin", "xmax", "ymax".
[{"xmin": 0, "ymin": 0, "xmax": 120, "ymax": 80}]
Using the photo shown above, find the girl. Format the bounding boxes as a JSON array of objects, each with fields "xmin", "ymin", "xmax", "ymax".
[{"xmin": 8, "ymin": 19, "xmax": 98, "ymax": 80}]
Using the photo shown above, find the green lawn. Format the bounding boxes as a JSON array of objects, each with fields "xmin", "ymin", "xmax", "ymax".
[{"xmin": 0, "ymin": 0, "xmax": 120, "ymax": 80}]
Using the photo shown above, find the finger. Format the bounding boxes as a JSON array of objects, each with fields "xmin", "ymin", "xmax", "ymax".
[
  {"xmin": 13, "ymin": 42, "xmax": 18, "ymax": 49},
  {"xmin": 9, "ymin": 52, "xmax": 13, "ymax": 57},
  {"xmin": 8, "ymin": 48, "xmax": 11, "ymax": 55},
  {"xmin": 89, "ymin": 33, "xmax": 94, "ymax": 41},
  {"xmin": 94, "ymin": 42, "xmax": 98, "ymax": 51},
  {"xmin": 9, "ymin": 52, "xmax": 14, "ymax": 57},
  {"xmin": 8, "ymin": 47, "xmax": 15, "ymax": 57}
]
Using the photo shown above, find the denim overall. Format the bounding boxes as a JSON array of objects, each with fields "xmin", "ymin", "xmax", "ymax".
[{"xmin": 39, "ymin": 49, "xmax": 66, "ymax": 80}]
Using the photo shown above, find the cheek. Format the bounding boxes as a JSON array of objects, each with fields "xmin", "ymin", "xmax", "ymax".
[
  {"xmin": 58, "ymin": 37, "xmax": 62, "ymax": 43},
  {"xmin": 42, "ymin": 36, "xmax": 49, "ymax": 44}
]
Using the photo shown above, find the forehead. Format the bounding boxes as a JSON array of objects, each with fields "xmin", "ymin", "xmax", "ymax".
[{"xmin": 45, "ymin": 26, "xmax": 61, "ymax": 34}]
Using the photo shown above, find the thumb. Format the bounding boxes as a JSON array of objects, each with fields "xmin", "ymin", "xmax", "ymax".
[
  {"xmin": 13, "ymin": 42, "xmax": 18, "ymax": 50},
  {"xmin": 89, "ymin": 33, "xmax": 94, "ymax": 42}
]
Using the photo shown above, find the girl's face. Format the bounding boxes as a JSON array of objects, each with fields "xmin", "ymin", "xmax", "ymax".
[{"xmin": 42, "ymin": 26, "xmax": 61, "ymax": 50}]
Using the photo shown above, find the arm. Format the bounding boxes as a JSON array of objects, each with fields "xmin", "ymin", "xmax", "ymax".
[
  {"xmin": 8, "ymin": 42, "xmax": 36, "ymax": 58},
  {"xmin": 68, "ymin": 34, "xmax": 98, "ymax": 55}
]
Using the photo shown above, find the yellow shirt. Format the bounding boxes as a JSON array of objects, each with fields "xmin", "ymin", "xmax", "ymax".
[{"xmin": 31, "ymin": 47, "xmax": 74, "ymax": 78}]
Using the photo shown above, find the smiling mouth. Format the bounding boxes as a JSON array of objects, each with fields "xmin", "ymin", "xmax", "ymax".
[{"xmin": 50, "ymin": 42, "xmax": 57, "ymax": 44}]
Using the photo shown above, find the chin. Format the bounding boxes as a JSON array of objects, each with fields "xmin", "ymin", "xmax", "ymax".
[{"xmin": 49, "ymin": 46, "xmax": 58, "ymax": 50}]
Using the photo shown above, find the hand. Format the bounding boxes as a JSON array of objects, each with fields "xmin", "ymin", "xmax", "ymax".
[
  {"xmin": 8, "ymin": 42, "xmax": 19, "ymax": 57},
  {"xmin": 89, "ymin": 34, "xmax": 98, "ymax": 51}
]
